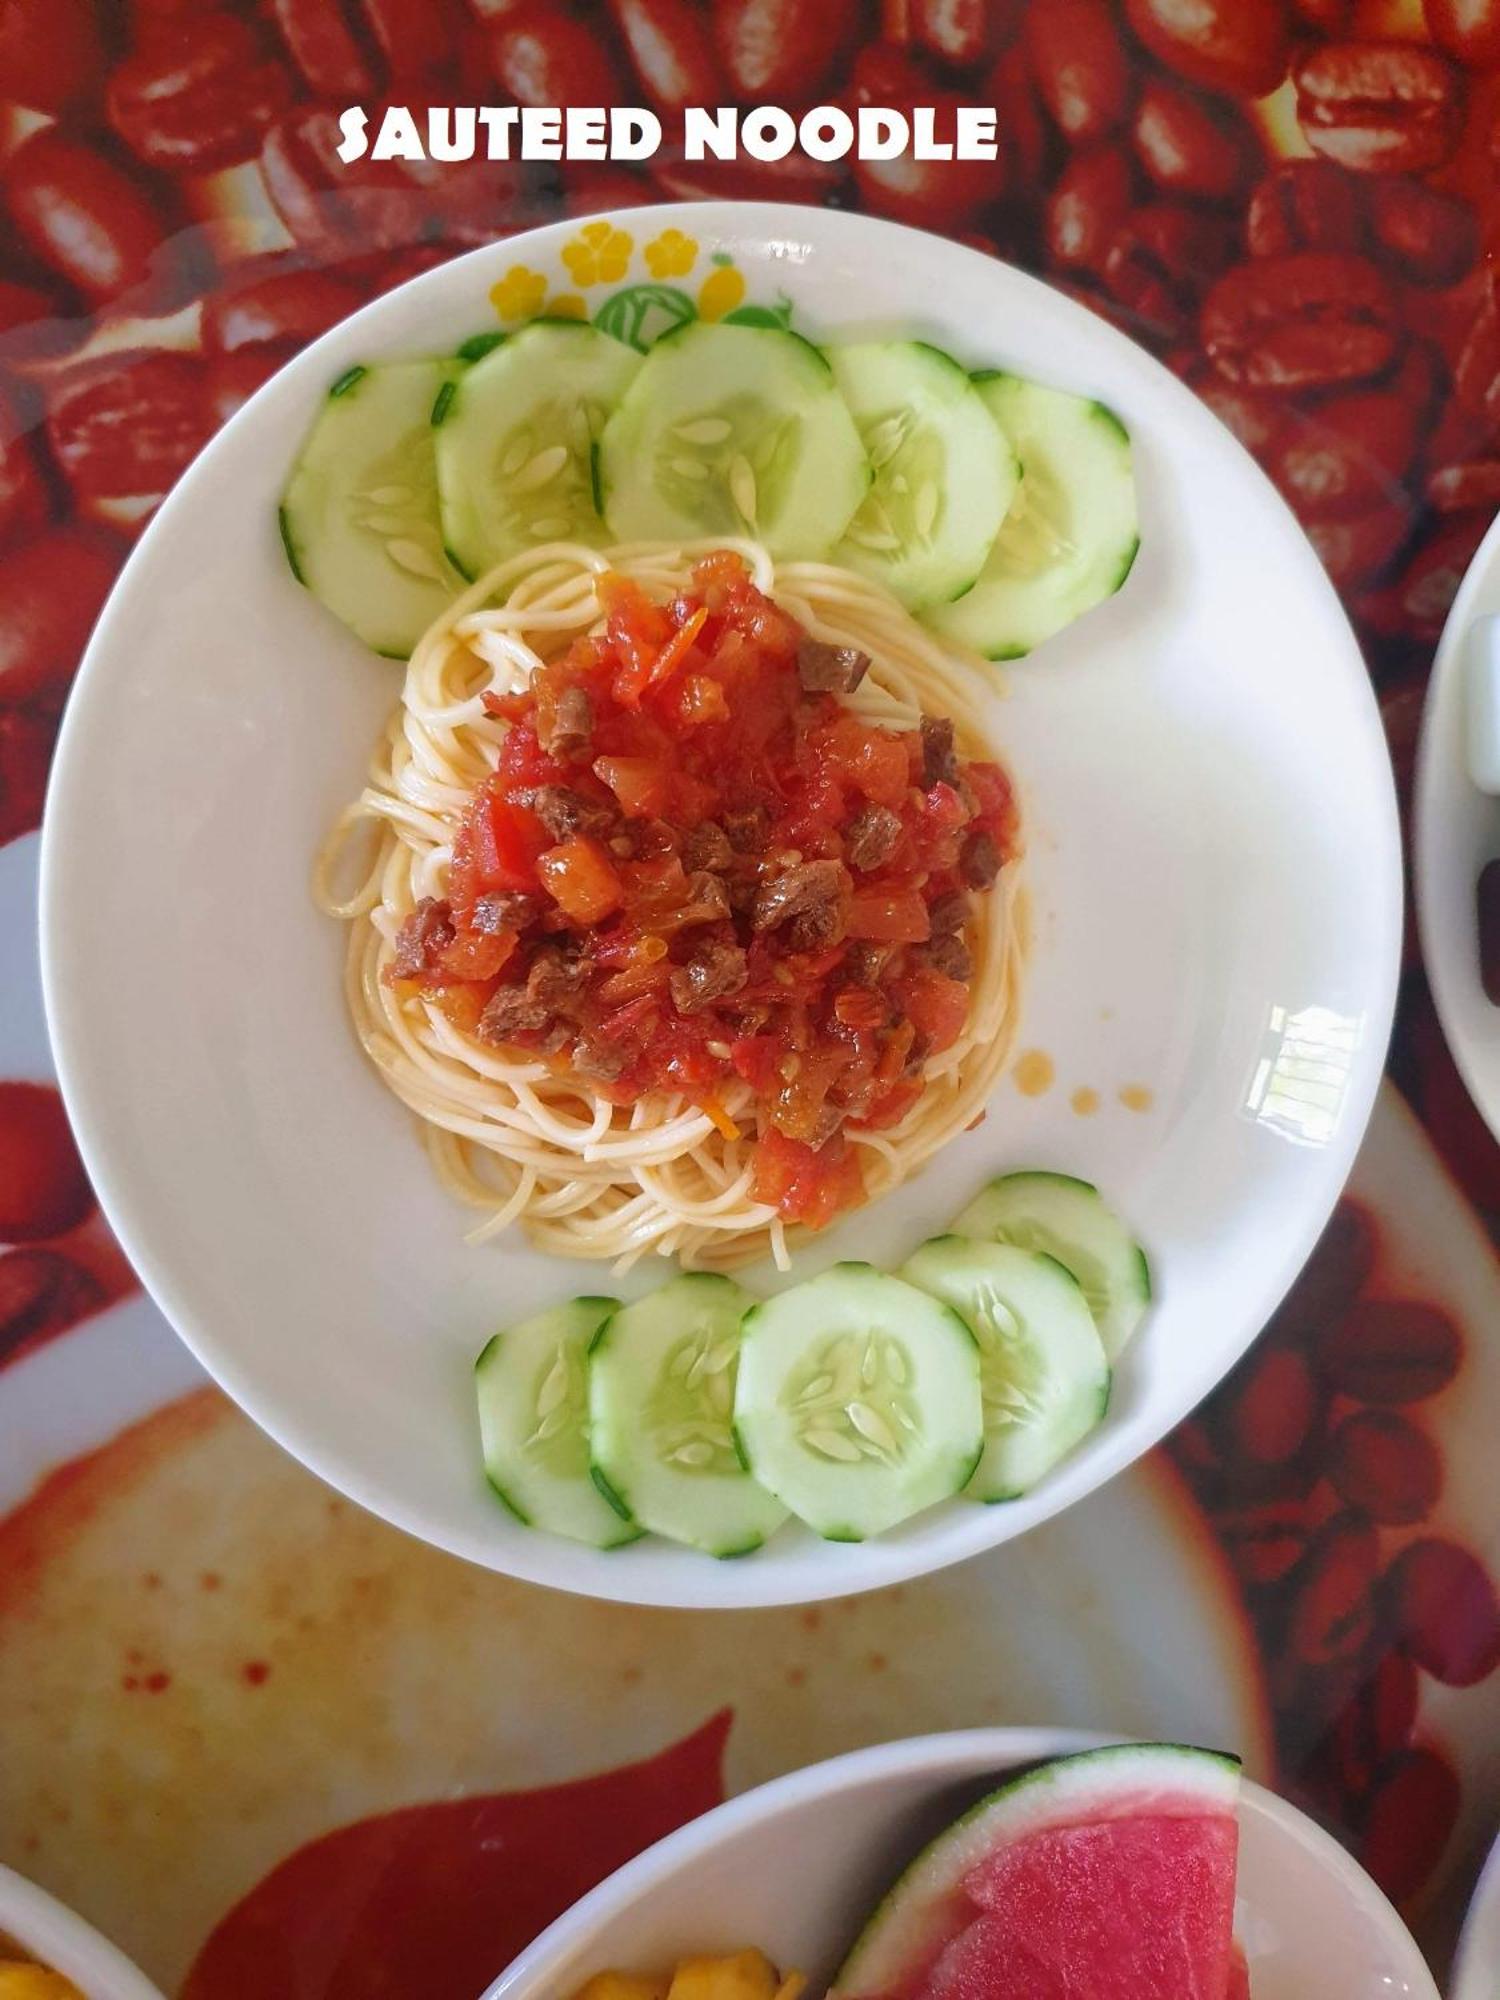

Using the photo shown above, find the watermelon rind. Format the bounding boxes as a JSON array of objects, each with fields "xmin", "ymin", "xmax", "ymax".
[{"xmin": 831, "ymin": 1743, "xmax": 1241, "ymax": 1998}]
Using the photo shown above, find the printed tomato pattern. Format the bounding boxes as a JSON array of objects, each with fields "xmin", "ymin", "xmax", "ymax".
[{"xmin": 2, "ymin": 0, "xmax": 1500, "ymax": 1977}]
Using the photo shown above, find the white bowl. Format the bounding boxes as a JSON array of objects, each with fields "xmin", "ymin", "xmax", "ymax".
[
  {"xmin": 0, "ymin": 1864, "xmax": 164, "ymax": 2000},
  {"xmin": 1452, "ymin": 1829, "xmax": 1500, "ymax": 2000},
  {"xmin": 1415, "ymin": 510, "xmax": 1500, "ymax": 1143},
  {"xmin": 40, "ymin": 203, "xmax": 1401, "ymax": 1607},
  {"xmin": 485, "ymin": 1730, "xmax": 1439, "ymax": 2000}
]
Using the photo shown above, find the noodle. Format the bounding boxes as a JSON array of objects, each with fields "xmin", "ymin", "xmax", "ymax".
[{"xmin": 314, "ymin": 540, "xmax": 1025, "ymax": 1273}]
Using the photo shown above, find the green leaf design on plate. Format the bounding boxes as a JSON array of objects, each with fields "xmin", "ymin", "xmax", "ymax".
[
  {"xmin": 724, "ymin": 296, "xmax": 794, "ymax": 331},
  {"xmin": 594, "ymin": 283, "xmax": 697, "ymax": 353}
]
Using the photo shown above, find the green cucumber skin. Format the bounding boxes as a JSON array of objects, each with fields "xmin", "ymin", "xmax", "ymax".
[
  {"xmin": 328, "ymin": 364, "xmax": 367, "ymax": 398},
  {"xmin": 430, "ymin": 378, "xmax": 458, "ymax": 427},
  {"xmin": 589, "ymin": 1459, "xmax": 635, "ymax": 1524},
  {"xmin": 484, "ymin": 1471, "xmax": 532, "ymax": 1527},
  {"xmin": 277, "ymin": 505, "xmax": 306, "ymax": 585},
  {"xmin": 456, "ymin": 330, "xmax": 506, "ymax": 363}
]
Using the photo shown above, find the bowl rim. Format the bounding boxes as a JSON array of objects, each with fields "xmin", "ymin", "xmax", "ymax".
[
  {"xmin": 481, "ymin": 1726, "xmax": 1438, "ymax": 2000},
  {"xmin": 38, "ymin": 200, "xmax": 1403, "ymax": 1609},
  {"xmin": 1450, "ymin": 1826, "xmax": 1500, "ymax": 2000},
  {"xmin": 0, "ymin": 1862, "xmax": 165, "ymax": 1999}
]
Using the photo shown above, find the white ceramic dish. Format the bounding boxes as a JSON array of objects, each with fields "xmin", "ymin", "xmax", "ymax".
[
  {"xmin": 39, "ymin": 203, "xmax": 1401, "ymax": 1608},
  {"xmin": 1416, "ymin": 511, "xmax": 1500, "ymax": 1146},
  {"xmin": 483, "ymin": 1728, "xmax": 1439, "ymax": 2000},
  {"xmin": 0, "ymin": 1863, "xmax": 165, "ymax": 2000},
  {"xmin": 1452, "ymin": 1829, "xmax": 1500, "ymax": 2000}
]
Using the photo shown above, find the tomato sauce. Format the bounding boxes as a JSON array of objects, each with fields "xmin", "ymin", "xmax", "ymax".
[{"xmin": 391, "ymin": 553, "xmax": 1017, "ymax": 1229}]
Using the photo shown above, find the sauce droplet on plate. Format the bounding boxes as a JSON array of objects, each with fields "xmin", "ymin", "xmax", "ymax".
[
  {"xmin": 1013, "ymin": 1049, "xmax": 1054, "ymax": 1097},
  {"xmin": 1070, "ymin": 1087, "xmax": 1100, "ymax": 1116},
  {"xmin": 1119, "ymin": 1083, "xmax": 1154, "ymax": 1113}
]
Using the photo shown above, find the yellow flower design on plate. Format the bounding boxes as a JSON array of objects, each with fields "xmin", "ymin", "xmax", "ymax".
[
  {"xmin": 546, "ymin": 294, "xmax": 588, "ymax": 321},
  {"xmin": 490, "ymin": 265, "xmax": 548, "ymax": 322},
  {"xmin": 563, "ymin": 221, "xmax": 634, "ymax": 287},
  {"xmin": 697, "ymin": 265, "xmax": 747, "ymax": 322},
  {"xmin": 645, "ymin": 228, "xmax": 698, "ymax": 278}
]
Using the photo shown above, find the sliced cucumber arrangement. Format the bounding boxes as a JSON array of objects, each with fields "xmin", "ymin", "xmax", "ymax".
[
  {"xmin": 597, "ymin": 322, "xmax": 870, "ymax": 559},
  {"xmin": 932, "ymin": 375, "xmax": 1138, "ymax": 660},
  {"xmin": 734, "ymin": 1263, "xmax": 983, "ymax": 1541},
  {"xmin": 280, "ymin": 358, "xmax": 466, "ymax": 657},
  {"xmin": 588, "ymin": 1272, "xmax": 789, "ymax": 1557},
  {"xmin": 475, "ymin": 1296, "xmax": 640, "ymax": 1549},
  {"xmin": 899, "ymin": 1237, "xmax": 1109, "ymax": 1499},
  {"xmin": 953, "ymin": 1170, "xmax": 1151, "ymax": 1359},
  {"xmin": 830, "ymin": 342, "xmax": 1017, "ymax": 610},
  {"xmin": 434, "ymin": 320, "xmax": 642, "ymax": 578}
]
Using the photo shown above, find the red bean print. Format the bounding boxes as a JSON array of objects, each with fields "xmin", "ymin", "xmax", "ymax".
[
  {"xmin": 1220, "ymin": 1344, "xmax": 1319, "ymax": 1471},
  {"xmin": 108, "ymin": 14, "xmax": 293, "ymax": 174},
  {"xmin": 1360, "ymin": 510, "xmax": 1492, "ymax": 645},
  {"xmin": 1271, "ymin": 389, "xmax": 1420, "ymax": 522},
  {"xmin": 1456, "ymin": 296, "xmax": 1500, "ymax": 424},
  {"xmin": 488, "ymin": 6, "xmax": 627, "ymax": 106},
  {"xmin": 1329, "ymin": 1650, "xmax": 1419, "ymax": 1796},
  {"xmin": 853, "ymin": 81, "xmax": 1007, "ymax": 232},
  {"xmin": 206, "ymin": 346, "xmax": 296, "ymax": 428},
  {"xmin": 0, "ymin": 1082, "xmax": 93, "ymax": 1242},
  {"xmin": 560, "ymin": 165, "xmax": 656, "ymax": 214},
  {"xmin": 0, "ymin": 1248, "xmax": 107, "ymax": 1365},
  {"xmin": 714, "ymin": 0, "xmax": 864, "ymax": 99},
  {"xmin": 0, "ymin": 379, "xmax": 54, "ymax": 554},
  {"xmin": 1131, "ymin": 78, "xmax": 1257, "ymax": 200},
  {"xmin": 1423, "ymin": 0, "xmax": 1500, "ymax": 68},
  {"xmin": 0, "ymin": 0, "xmax": 104, "ymax": 115},
  {"xmin": 0, "ymin": 525, "xmax": 124, "ymax": 706},
  {"xmin": 1386, "ymin": 1539, "xmax": 1500, "ymax": 1686},
  {"xmin": 1104, "ymin": 203, "xmax": 1237, "ymax": 342},
  {"xmin": 654, "ymin": 150, "xmax": 847, "ymax": 207},
  {"xmin": 47, "ymin": 352, "xmax": 214, "ymax": 523},
  {"xmin": 0, "ymin": 278, "xmax": 85, "ymax": 364},
  {"xmin": 1360, "ymin": 1749, "xmax": 1460, "ymax": 1904},
  {"xmin": 1287, "ymin": 1513, "xmax": 1380, "ymax": 1666},
  {"xmin": 0, "ymin": 708, "xmax": 55, "ymax": 849},
  {"xmin": 1125, "ymin": 0, "xmax": 1292, "ymax": 97},
  {"xmin": 1189, "ymin": 369, "xmax": 1290, "ymax": 459},
  {"xmin": 1246, "ymin": 161, "xmax": 1365, "ymax": 258},
  {"xmin": 915, "ymin": 0, "xmax": 1019, "ymax": 67},
  {"xmin": 1, "ymin": 128, "xmax": 181, "ymax": 308},
  {"xmin": 1216, "ymin": 1494, "xmax": 1316, "ymax": 1586},
  {"xmin": 266, "ymin": 0, "xmax": 381, "ymax": 98},
  {"xmin": 607, "ymin": 0, "xmax": 724, "ymax": 112},
  {"xmin": 1368, "ymin": 177, "xmax": 1476, "ymax": 287},
  {"xmin": 1328, "ymin": 1411, "xmax": 1443, "ymax": 1524},
  {"xmin": 1026, "ymin": 0, "xmax": 1133, "ymax": 145},
  {"xmin": 203, "ymin": 262, "xmax": 365, "ymax": 357},
  {"xmin": 358, "ymin": 0, "xmax": 464, "ymax": 82},
  {"xmin": 1046, "ymin": 145, "xmax": 1140, "ymax": 274},
  {"xmin": 1318, "ymin": 1299, "xmax": 1462, "ymax": 1404},
  {"xmin": 1293, "ymin": 41, "xmax": 1465, "ymax": 177},
  {"xmin": 1201, "ymin": 253, "xmax": 1401, "ymax": 393}
]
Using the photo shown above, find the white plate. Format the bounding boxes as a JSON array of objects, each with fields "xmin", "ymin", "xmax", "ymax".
[
  {"xmin": 38, "ymin": 203, "xmax": 1401, "ymax": 1608},
  {"xmin": 1416, "ymin": 511, "xmax": 1500, "ymax": 1146},
  {"xmin": 0, "ymin": 1862, "xmax": 164, "ymax": 2000},
  {"xmin": 485, "ymin": 1729, "xmax": 1440, "ymax": 2000},
  {"xmin": 1453, "ymin": 1831, "xmax": 1500, "ymax": 2000}
]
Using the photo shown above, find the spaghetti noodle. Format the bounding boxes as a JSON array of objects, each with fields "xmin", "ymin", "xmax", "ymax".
[{"xmin": 316, "ymin": 540, "xmax": 1024, "ymax": 1272}]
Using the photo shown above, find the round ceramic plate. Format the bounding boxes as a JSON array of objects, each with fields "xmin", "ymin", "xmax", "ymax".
[
  {"xmin": 39, "ymin": 203, "xmax": 1401, "ymax": 1608},
  {"xmin": 486, "ymin": 1730, "xmax": 1440, "ymax": 2000},
  {"xmin": 1415, "ymin": 511, "xmax": 1500, "ymax": 1147},
  {"xmin": 1452, "ymin": 1830, "xmax": 1500, "ymax": 2000}
]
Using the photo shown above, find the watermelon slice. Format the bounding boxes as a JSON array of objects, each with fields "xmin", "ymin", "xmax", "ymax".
[{"xmin": 832, "ymin": 1744, "xmax": 1243, "ymax": 2000}]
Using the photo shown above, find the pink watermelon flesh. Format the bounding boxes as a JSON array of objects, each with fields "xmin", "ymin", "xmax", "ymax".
[{"xmin": 902, "ymin": 1812, "xmax": 1239, "ymax": 2000}]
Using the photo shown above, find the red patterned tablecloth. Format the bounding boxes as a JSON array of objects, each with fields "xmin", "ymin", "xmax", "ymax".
[{"xmin": 2, "ymin": 0, "xmax": 1499, "ymax": 1991}]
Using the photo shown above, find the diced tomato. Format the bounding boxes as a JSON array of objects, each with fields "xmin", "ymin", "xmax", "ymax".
[
  {"xmin": 497, "ymin": 723, "xmax": 569, "ymax": 792},
  {"xmin": 968, "ymin": 758, "xmax": 1018, "ymax": 847},
  {"xmin": 821, "ymin": 712, "xmax": 910, "ymax": 808},
  {"xmin": 672, "ymin": 673, "xmax": 730, "ymax": 727},
  {"xmin": 730, "ymin": 1035, "xmax": 783, "ymax": 1094},
  {"xmin": 480, "ymin": 688, "xmax": 530, "ymax": 721},
  {"xmin": 594, "ymin": 753, "xmax": 672, "ymax": 818},
  {"xmin": 450, "ymin": 788, "xmax": 549, "ymax": 916},
  {"xmin": 537, "ymin": 836, "xmax": 624, "ymax": 924},
  {"xmin": 855, "ymin": 1078, "xmax": 923, "ymax": 1130},
  {"xmin": 436, "ymin": 930, "xmax": 515, "ymax": 982},
  {"xmin": 427, "ymin": 982, "xmax": 497, "ymax": 1034},
  {"xmin": 902, "ymin": 968, "xmax": 970, "ymax": 1053},
  {"xmin": 751, "ymin": 1129, "xmax": 865, "ymax": 1227},
  {"xmin": 924, "ymin": 781, "xmax": 967, "ymax": 830},
  {"xmin": 615, "ymin": 604, "xmax": 708, "ymax": 707},
  {"xmin": 847, "ymin": 890, "xmax": 931, "ymax": 943}
]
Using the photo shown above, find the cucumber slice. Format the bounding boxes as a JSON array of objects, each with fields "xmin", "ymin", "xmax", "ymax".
[
  {"xmin": 733, "ymin": 1263, "xmax": 983, "ymax": 1542},
  {"xmin": 598, "ymin": 322, "xmax": 870, "ymax": 560},
  {"xmin": 434, "ymin": 321, "xmax": 642, "ymax": 578},
  {"xmin": 930, "ymin": 374, "xmax": 1138, "ymax": 660},
  {"xmin": 899, "ymin": 1238, "xmax": 1110, "ymax": 1500},
  {"xmin": 280, "ymin": 358, "xmax": 466, "ymax": 657},
  {"xmin": 474, "ymin": 1296, "xmax": 641, "ymax": 1549},
  {"xmin": 588, "ymin": 1272, "xmax": 788, "ymax": 1558},
  {"xmin": 953, "ymin": 1171, "xmax": 1151, "ymax": 1359},
  {"xmin": 830, "ymin": 342, "xmax": 1017, "ymax": 610}
]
